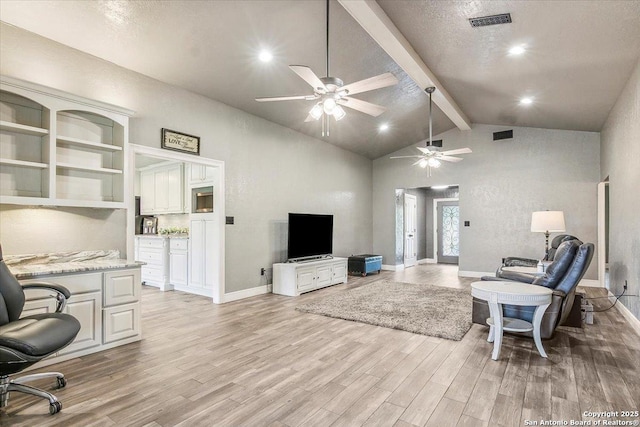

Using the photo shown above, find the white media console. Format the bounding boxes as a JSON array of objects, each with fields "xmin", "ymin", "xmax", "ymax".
[{"xmin": 273, "ymin": 257, "xmax": 348, "ymax": 296}]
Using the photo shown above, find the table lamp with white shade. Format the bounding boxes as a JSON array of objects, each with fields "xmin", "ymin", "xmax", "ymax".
[{"xmin": 531, "ymin": 211, "xmax": 566, "ymax": 257}]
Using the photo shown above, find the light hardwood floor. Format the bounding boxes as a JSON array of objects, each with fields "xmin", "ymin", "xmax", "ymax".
[{"xmin": 2, "ymin": 264, "xmax": 639, "ymax": 427}]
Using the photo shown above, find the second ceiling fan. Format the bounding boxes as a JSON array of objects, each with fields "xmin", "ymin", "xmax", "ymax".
[
  {"xmin": 390, "ymin": 87, "xmax": 472, "ymax": 175},
  {"xmin": 255, "ymin": 0, "xmax": 398, "ymax": 136}
]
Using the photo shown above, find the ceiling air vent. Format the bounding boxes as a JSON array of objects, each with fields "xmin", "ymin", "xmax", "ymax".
[
  {"xmin": 493, "ymin": 130, "xmax": 513, "ymax": 141},
  {"xmin": 469, "ymin": 13, "xmax": 512, "ymax": 28}
]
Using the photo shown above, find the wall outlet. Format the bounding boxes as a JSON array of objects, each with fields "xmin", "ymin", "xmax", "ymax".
[{"xmin": 261, "ymin": 268, "xmax": 266, "ymax": 276}]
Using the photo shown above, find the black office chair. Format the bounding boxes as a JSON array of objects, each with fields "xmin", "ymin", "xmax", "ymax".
[{"xmin": 0, "ymin": 245, "xmax": 81, "ymax": 414}]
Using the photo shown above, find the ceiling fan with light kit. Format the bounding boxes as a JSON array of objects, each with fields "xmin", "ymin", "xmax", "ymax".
[
  {"xmin": 255, "ymin": 0, "xmax": 398, "ymax": 136},
  {"xmin": 390, "ymin": 87, "xmax": 471, "ymax": 175}
]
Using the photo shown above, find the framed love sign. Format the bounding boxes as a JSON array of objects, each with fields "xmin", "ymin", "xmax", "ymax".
[{"xmin": 161, "ymin": 128, "xmax": 200, "ymax": 155}]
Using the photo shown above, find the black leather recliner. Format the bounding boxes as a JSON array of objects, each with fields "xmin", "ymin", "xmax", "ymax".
[
  {"xmin": 502, "ymin": 234, "xmax": 581, "ymax": 267},
  {"xmin": 0, "ymin": 245, "xmax": 81, "ymax": 414},
  {"xmin": 473, "ymin": 240, "xmax": 594, "ymax": 339}
]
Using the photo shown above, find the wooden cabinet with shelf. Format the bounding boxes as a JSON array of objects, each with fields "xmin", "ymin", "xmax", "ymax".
[{"xmin": 0, "ymin": 75, "xmax": 133, "ymax": 208}]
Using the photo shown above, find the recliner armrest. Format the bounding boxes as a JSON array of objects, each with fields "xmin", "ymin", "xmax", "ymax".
[
  {"xmin": 22, "ymin": 282, "xmax": 71, "ymax": 312},
  {"xmin": 503, "ymin": 257, "xmax": 538, "ymax": 267},
  {"xmin": 480, "ymin": 276, "xmax": 519, "ymax": 282},
  {"xmin": 497, "ymin": 270, "xmax": 536, "ymax": 284}
]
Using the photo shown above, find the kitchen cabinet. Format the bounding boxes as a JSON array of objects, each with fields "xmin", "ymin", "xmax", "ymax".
[
  {"xmin": 169, "ymin": 237, "xmax": 188, "ymax": 287},
  {"xmin": 139, "ymin": 163, "xmax": 184, "ymax": 215},
  {"xmin": 187, "ymin": 218, "xmax": 216, "ymax": 297},
  {"xmin": 273, "ymin": 258, "xmax": 348, "ymax": 296},
  {"xmin": 135, "ymin": 236, "xmax": 170, "ymax": 291},
  {"xmin": 189, "ymin": 164, "xmax": 215, "ymax": 185},
  {"xmin": 1, "ymin": 75, "xmax": 133, "ymax": 208}
]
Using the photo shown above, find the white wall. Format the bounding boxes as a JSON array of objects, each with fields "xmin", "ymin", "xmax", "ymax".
[
  {"xmin": 0, "ymin": 23, "xmax": 373, "ymax": 293},
  {"xmin": 0, "ymin": 205, "xmax": 126, "ymax": 255},
  {"xmin": 373, "ymin": 124, "xmax": 601, "ymax": 278},
  {"xmin": 600, "ymin": 58, "xmax": 640, "ymax": 320}
]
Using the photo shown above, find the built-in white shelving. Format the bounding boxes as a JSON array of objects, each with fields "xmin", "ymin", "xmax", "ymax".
[
  {"xmin": 57, "ymin": 162, "xmax": 123, "ymax": 174},
  {"xmin": 0, "ymin": 158, "xmax": 48, "ymax": 169},
  {"xmin": 57, "ymin": 135, "xmax": 123, "ymax": 151},
  {"xmin": 0, "ymin": 75, "xmax": 134, "ymax": 208},
  {"xmin": 0, "ymin": 120, "xmax": 49, "ymax": 136}
]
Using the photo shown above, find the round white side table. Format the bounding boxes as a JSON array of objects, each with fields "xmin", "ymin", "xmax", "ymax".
[{"xmin": 471, "ymin": 281, "xmax": 553, "ymax": 361}]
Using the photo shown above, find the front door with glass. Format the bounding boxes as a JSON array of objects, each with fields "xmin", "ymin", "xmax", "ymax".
[{"xmin": 437, "ymin": 200, "xmax": 459, "ymax": 264}]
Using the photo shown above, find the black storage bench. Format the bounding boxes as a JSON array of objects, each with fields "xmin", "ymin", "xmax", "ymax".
[{"xmin": 348, "ymin": 254, "xmax": 382, "ymax": 277}]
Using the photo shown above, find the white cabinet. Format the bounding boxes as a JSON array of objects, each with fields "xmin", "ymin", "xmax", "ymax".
[
  {"xmin": 187, "ymin": 218, "xmax": 216, "ymax": 297},
  {"xmin": 189, "ymin": 164, "xmax": 215, "ymax": 185},
  {"xmin": 104, "ymin": 269, "xmax": 141, "ymax": 306},
  {"xmin": 169, "ymin": 237, "xmax": 188, "ymax": 287},
  {"xmin": 1, "ymin": 75, "xmax": 133, "ymax": 208},
  {"xmin": 103, "ymin": 302, "xmax": 141, "ymax": 344},
  {"xmin": 139, "ymin": 163, "xmax": 184, "ymax": 215},
  {"xmin": 135, "ymin": 236, "xmax": 170, "ymax": 291},
  {"xmin": 19, "ymin": 267, "xmax": 141, "ymax": 369},
  {"xmin": 58, "ymin": 292, "xmax": 102, "ymax": 356},
  {"xmin": 273, "ymin": 258, "xmax": 348, "ymax": 296}
]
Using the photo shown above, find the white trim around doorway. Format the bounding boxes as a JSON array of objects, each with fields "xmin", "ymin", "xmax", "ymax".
[{"xmin": 128, "ymin": 144, "xmax": 226, "ymax": 304}]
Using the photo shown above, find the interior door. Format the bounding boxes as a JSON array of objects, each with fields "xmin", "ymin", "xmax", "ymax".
[
  {"xmin": 437, "ymin": 200, "xmax": 460, "ymax": 264},
  {"xmin": 404, "ymin": 193, "xmax": 417, "ymax": 267}
]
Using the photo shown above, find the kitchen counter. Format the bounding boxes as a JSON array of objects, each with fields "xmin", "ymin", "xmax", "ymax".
[{"xmin": 5, "ymin": 249, "xmax": 142, "ymax": 280}]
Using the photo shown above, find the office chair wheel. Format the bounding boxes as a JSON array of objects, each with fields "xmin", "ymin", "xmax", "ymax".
[
  {"xmin": 49, "ymin": 401, "xmax": 62, "ymax": 415},
  {"xmin": 55, "ymin": 377, "xmax": 67, "ymax": 389}
]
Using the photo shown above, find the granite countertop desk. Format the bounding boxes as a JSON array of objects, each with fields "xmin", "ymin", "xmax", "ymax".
[{"xmin": 5, "ymin": 250, "xmax": 143, "ymax": 280}]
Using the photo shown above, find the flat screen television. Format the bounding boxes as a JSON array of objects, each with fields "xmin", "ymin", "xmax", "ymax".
[{"xmin": 287, "ymin": 213, "xmax": 333, "ymax": 261}]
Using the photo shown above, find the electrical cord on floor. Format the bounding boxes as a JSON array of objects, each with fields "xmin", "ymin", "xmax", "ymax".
[{"xmin": 592, "ymin": 283, "xmax": 628, "ymax": 312}]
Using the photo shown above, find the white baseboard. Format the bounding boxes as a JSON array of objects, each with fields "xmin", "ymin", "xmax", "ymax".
[
  {"xmin": 418, "ymin": 258, "xmax": 436, "ymax": 265},
  {"xmin": 579, "ymin": 279, "xmax": 602, "ymax": 288},
  {"xmin": 222, "ymin": 284, "xmax": 272, "ymax": 303},
  {"xmin": 608, "ymin": 290, "xmax": 640, "ymax": 337},
  {"xmin": 173, "ymin": 285, "xmax": 213, "ymax": 298},
  {"xmin": 382, "ymin": 264, "xmax": 405, "ymax": 271},
  {"xmin": 458, "ymin": 270, "xmax": 494, "ymax": 278}
]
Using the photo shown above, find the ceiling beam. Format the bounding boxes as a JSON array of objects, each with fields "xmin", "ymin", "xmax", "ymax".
[{"xmin": 338, "ymin": 0, "xmax": 471, "ymax": 131}]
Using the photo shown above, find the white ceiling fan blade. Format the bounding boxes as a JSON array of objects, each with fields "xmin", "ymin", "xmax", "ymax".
[
  {"xmin": 389, "ymin": 155, "xmax": 424, "ymax": 159},
  {"xmin": 341, "ymin": 73, "xmax": 398, "ymax": 96},
  {"xmin": 412, "ymin": 158, "xmax": 426, "ymax": 166},
  {"xmin": 289, "ymin": 65, "xmax": 327, "ymax": 91},
  {"xmin": 337, "ymin": 97, "xmax": 386, "ymax": 117},
  {"xmin": 440, "ymin": 148, "xmax": 472, "ymax": 156},
  {"xmin": 416, "ymin": 146, "xmax": 434, "ymax": 155},
  {"xmin": 439, "ymin": 155, "xmax": 463, "ymax": 162},
  {"xmin": 255, "ymin": 95, "xmax": 316, "ymax": 102}
]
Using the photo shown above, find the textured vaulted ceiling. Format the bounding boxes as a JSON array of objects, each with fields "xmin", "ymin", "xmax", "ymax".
[{"xmin": 1, "ymin": 1, "xmax": 639, "ymax": 159}]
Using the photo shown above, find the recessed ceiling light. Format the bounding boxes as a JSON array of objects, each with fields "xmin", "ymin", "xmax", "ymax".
[
  {"xmin": 258, "ymin": 50, "xmax": 273, "ymax": 62},
  {"xmin": 520, "ymin": 97, "xmax": 533, "ymax": 105},
  {"xmin": 379, "ymin": 123, "xmax": 389, "ymax": 131},
  {"xmin": 508, "ymin": 45, "xmax": 526, "ymax": 55}
]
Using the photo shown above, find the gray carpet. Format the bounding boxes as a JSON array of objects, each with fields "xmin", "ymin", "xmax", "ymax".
[{"xmin": 296, "ymin": 280, "xmax": 472, "ymax": 341}]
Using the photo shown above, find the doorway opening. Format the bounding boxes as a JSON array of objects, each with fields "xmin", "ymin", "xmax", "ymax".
[
  {"xmin": 597, "ymin": 179, "xmax": 609, "ymax": 289},
  {"xmin": 128, "ymin": 144, "xmax": 225, "ymax": 303},
  {"xmin": 395, "ymin": 185, "xmax": 460, "ymax": 269}
]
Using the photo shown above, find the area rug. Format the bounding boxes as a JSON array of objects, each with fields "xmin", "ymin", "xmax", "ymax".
[{"xmin": 296, "ymin": 280, "xmax": 472, "ymax": 341}]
